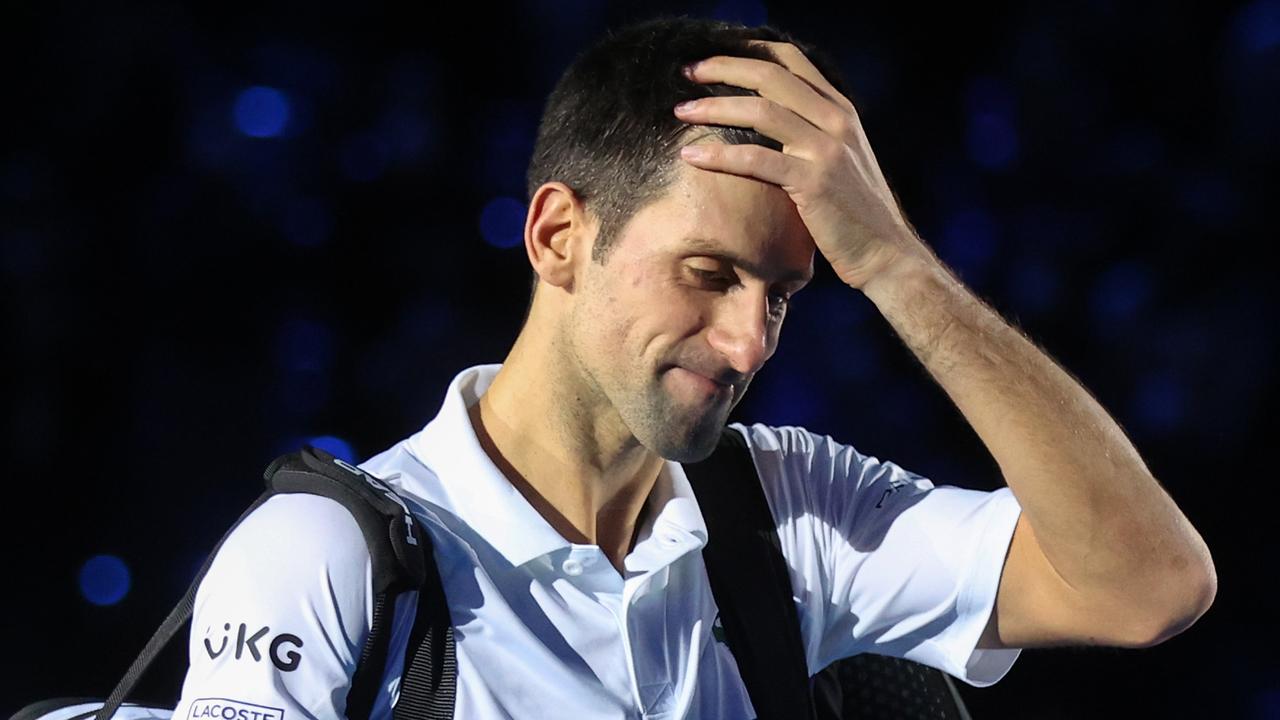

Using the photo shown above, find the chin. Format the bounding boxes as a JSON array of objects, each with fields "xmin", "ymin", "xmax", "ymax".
[{"xmin": 646, "ymin": 417, "xmax": 724, "ymax": 463}]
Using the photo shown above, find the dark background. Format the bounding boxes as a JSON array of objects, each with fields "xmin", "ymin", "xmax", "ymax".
[{"xmin": 4, "ymin": 0, "xmax": 1276, "ymax": 717}]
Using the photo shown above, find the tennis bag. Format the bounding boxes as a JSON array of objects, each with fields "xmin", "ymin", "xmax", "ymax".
[{"xmin": 10, "ymin": 429, "xmax": 971, "ymax": 720}]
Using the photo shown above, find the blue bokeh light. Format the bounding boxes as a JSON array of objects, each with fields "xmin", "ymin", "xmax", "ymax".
[
  {"xmin": 233, "ymin": 86, "xmax": 291, "ymax": 138},
  {"xmin": 79, "ymin": 554, "xmax": 131, "ymax": 607},
  {"xmin": 802, "ymin": 286, "xmax": 880, "ymax": 382},
  {"xmin": 752, "ymin": 362, "xmax": 824, "ymax": 427},
  {"xmin": 480, "ymin": 197, "xmax": 528, "ymax": 249},
  {"xmin": 965, "ymin": 76, "xmax": 1019, "ymax": 170},
  {"xmin": 967, "ymin": 112, "xmax": 1019, "ymax": 170},
  {"xmin": 378, "ymin": 108, "xmax": 433, "ymax": 163},
  {"xmin": 938, "ymin": 207, "xmax": 999, "ymax": 287},
  {"xmin": 1132, "ymin": 370, "xmax": 1185, "ymax": 435},
  {"xmin": 275, "ymin": 317, "xmax": 335, "ymax": 373},
  {"xmin": 1091, "ymin": 261, "xmax": 1154, "ymax": 331},
  {"xmin": 1006, "ymin": 254, "xmax": 1061, "ymax": 316},
  {"xmin": 481, "ymin": 103, "xmax": 538, "ymax": 195},
  {"xmin": 306, "ymin": 434, "xmax": 357, "ymax": 463},
  {"xmin": 1254, "ymin": 687, "xmax": 1280, "ymax": 719},
  {"xmin": 1232, "ymin": 0, "xmax": 1280, "ymax": 54}
]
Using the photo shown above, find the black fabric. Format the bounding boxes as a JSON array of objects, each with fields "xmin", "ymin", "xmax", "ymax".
[
  {"xmin": 347, "ymin": 592, "xmax": 395, "ymax": 720},
  {"xmin": 824, "ymin": 653, "xmax": 973, "ymax": 720},
  {"xmin": 682, "ymin": 426, "xmax": 820, "ymax": 720},
  {"xmin": 394, "ymin": 527, "xmax": 457, "ymax": 720}
]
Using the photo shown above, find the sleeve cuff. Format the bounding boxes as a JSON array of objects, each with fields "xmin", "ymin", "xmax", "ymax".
[{"xmin": 943, "ymin": 486, "xmax": 1024, "ymax": 687}]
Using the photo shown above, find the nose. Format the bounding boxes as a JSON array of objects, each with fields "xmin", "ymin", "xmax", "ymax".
[{"xmin": 706, "ymin": 287, "xmax": 774, "ymax": 378}]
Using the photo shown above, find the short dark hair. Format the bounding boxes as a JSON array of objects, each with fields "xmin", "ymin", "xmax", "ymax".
[{"xmin": 520, "ymin": 15, "xmax": 848, "ymax": 320}]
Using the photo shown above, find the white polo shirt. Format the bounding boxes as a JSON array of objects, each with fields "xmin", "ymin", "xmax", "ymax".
[{"xmin": 173, "ymin": 363, "xmax": 1023, "ymax": 719}]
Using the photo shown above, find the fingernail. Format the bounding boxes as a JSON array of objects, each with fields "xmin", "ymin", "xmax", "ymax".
[
  {"xmin": 674, "ymin": 100, "xmax": 697, "ymax": 113},
  {"xmin": 681, "ymin": 145, "xmax": 707, "ymax": 160},
  {"xmin": 682, "ymin": 62, "xmax": 700, "ymax": 79}
]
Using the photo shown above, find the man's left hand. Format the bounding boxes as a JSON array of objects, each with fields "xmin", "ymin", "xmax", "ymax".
[{"xmin": 674, "ymin": 40, "xmax": 933, "ymax": 291}]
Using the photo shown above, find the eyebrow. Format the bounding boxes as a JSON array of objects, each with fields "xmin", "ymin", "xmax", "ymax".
[{"xmin": 681, "ymin": 236, "xmax": 814, "ymax": 286}]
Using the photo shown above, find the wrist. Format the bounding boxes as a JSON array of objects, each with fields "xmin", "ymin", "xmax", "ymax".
[{"xmin": 858, "ymin": 251, "xmax": 953, "ymax": 308}]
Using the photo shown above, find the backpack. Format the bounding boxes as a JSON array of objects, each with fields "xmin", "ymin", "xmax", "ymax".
[{"xmin": 9, "ymin": 428, "xmax": 972, "ymax": 720}]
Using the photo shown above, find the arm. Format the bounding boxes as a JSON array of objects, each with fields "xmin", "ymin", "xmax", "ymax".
[
  {"xmin": 674, "ymin": 40, "xmax": 1216, "ymax": 651},
  {"xmin": 861, "ymin": 253, "xmax": 1215, "ymax": 649}
]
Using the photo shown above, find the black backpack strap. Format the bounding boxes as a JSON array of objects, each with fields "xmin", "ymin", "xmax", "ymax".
[
  {"xmin": 266, "ymin": 445, "xmax": 428, "ymax": 719},
  {"xmin": 686, "ymin": 427, "xmax": 976, "ymax": 720},
  {"xmin": 94, "ymin": 445, "xmax": 427, "ymax": 720},
  {"xmin": 394, "ymin": 518, "xmax": 457, "ymax": 719},
  {"xmin": 682, "ymin": 426, "xmax": 818, "ymax": 720}
]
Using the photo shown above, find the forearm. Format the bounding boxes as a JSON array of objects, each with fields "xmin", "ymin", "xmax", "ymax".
[{"xmin": 861, "ymin": 251, "xmax": 1216, "ymax": 629}]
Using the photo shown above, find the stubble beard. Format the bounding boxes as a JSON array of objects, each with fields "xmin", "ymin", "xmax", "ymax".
[
  {"xmin": 624, "ymin": 368, "xmax": 730, "ymax": 463},
  {"xmin": 564, "ymin": 284, "xmax": 730, "ymax": 463}
]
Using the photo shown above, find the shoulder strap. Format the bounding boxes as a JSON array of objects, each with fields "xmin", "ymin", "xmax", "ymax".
[
  {"xmin": 269, "ymin": 446, "xmax": 428, "ymax": 719},
  {"xmin": 394, "ymin": 515, "xmax": 457, "ymax": 718},
  {"xmin": 686, "ymin": 428, "xmax": 976, "ymax": 720},
  {"xmin": 94, "ymin": 445, "xmax": 426, "ymax": 720},
  {"xmin": 681, "ymin": 426, "xmax": 818, "ymax": 720}
]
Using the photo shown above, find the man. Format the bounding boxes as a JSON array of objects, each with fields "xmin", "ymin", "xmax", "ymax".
[{"xmin": 172, "ymin": 15, "xmax": 1216, "ymax": 719}]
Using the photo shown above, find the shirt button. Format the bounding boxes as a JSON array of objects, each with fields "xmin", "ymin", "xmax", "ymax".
[{"xmin": 563, "ymin": 559, "xmax": 584, "ymax": 576}]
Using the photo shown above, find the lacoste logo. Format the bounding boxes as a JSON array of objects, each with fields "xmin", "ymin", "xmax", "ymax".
[{"xmin": 188, "ymin": 698, "xmax": 284, "ymax": 720}]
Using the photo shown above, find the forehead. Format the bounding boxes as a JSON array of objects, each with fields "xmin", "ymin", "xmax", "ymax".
[{"xmin": 620, "ymin": 158, "xmax": 816, "ymax": 283}]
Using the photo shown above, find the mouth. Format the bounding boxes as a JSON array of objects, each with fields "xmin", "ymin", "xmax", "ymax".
[{"xmin": 671, "ymin": 366, "xmax": 733, "ymax": 398}]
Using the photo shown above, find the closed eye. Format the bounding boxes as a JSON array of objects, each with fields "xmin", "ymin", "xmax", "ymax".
[
  {"xmin": 688, "ymin": 267, "xmax": 790, "ymax": 317},
  {"xmin": 689, "ymin": 267, "xmax": 730, "ymax": 284}
]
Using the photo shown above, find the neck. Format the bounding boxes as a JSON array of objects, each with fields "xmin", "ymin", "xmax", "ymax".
[{"xmin": 468, "ymin": 322, "xmax": 665, "ymax": 574}]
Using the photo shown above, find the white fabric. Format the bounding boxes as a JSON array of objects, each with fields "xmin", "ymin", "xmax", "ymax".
[{"xmin": 172, "ymin": 362, "xmax": 1023, "ymax": 719}]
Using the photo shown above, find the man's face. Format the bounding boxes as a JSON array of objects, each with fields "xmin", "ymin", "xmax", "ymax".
[{"xmin": 565, "ymin": 149, "xmax": 815, "ymax": 462}]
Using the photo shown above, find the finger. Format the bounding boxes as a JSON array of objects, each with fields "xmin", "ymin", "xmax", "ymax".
[
  {"xmin": 678, "ymin": 141, "xmax": 810, "ymax": 190},
  {"xmin": 747, "ymin": 40, "xmax": 857, "ymax": 116},
  {"xmin": 689, "ymin": 54, "xmax": 851, "ymax": 143},
  {"xmin": 674, "ymin": 95, "xmax": 830, "ymax": 158}
]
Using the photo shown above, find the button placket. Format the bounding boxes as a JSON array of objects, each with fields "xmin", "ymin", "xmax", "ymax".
[{"xmin": 561, "ymin": 546, "xmax": 601, "ymax": 578}]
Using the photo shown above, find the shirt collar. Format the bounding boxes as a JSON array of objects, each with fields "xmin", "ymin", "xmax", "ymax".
[{"xmin": 405, "ymin": 363, "xmax": 709, "ymax": 569}]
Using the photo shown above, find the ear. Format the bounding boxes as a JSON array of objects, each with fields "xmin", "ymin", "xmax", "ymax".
[{"xmin": 525, "ymin": 182, "xmax": 594, "ymax": 292}]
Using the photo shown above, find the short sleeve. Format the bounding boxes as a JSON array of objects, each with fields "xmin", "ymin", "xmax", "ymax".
[
  {"xmin": 733, "ymin": 422, "xmax": 1024, "ymax": 687},
  {"xmin": 171, "ymin": 494, "xmax": 375, "ymax": 719}
]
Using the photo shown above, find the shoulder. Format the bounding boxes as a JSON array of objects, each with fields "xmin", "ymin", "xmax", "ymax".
[
  {"xmin": 215, "ymin": 493, "xmax": 372, "ymax": 575},
  {"xmin": 729, "ymin": 421, "xmax": 924, "ymax": 490},
  {"xmin": 178, "ymin": 493, "xmax": 388, "ymax": 711},
  {"xmin": 730, "ymin": 421, "xmax": 874, "ymax": 468},
  {"xmin": 728, "ymin": 422, "xmax": 826, "ymax": 481},
  {"xmin": 195, "ymin": 493, "xmax": 374, "ymax": 639}
]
